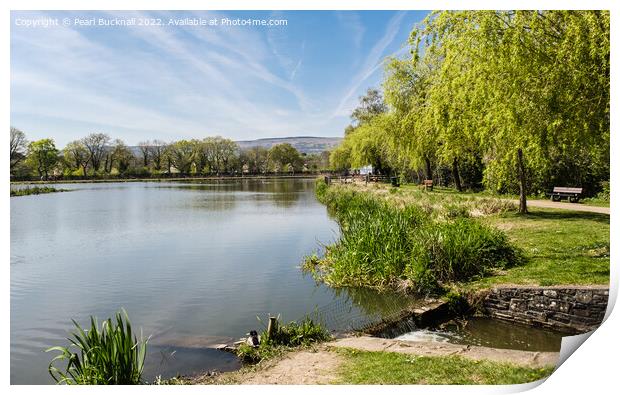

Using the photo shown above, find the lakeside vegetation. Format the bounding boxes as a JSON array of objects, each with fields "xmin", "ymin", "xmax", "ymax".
[
  {"xmin": 306, "ymin": 179, "xmax": 521, "ymax": 293},
  {"xmin": 10, "ymin": 186, "xmax": 68, "ymax": 197},
  {"xmin": 311, "ymin": 181, "xmax": 609, "ymax": 293},
  {"xmin": 46, "ymin": 310, "xmax": 148, "ymax": 385},
  {"xmin": 235, "ymin": 315, "xmax": 331, "ymax": 364},
  {"xmin": 329, "ymin": 11, "xmax": 609, "ymax": 213},
  {"xmin": 334, "ymin": 349, "xmax": 553, "ymax": 385}
]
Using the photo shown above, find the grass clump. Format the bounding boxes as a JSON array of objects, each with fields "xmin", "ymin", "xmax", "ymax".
[
  {"xmin": 236, "ymin": 315, "xmax": 331, "ymax": 364},
  {"xmin": 311, "ymin": 179, "xmax": 520, "ymax": 292},
  {"xmin": 408, "ymin": 219, "xmax": 520, "ymax": 291},
  {"xmin": 46, "ymin": 309, "xmax": 149, "ymax": 385},
  {"xmin": 335, "ymin": 348, "xmax": 553, "ymax": 384},
  {"xmin": 10, "ymin": 186, "xmax": 67, "ymax": 196}
]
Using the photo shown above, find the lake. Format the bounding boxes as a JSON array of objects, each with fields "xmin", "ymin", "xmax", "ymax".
[{"xmin": 10, "ymin": 178, "xmax": 411, "ymax": 384}]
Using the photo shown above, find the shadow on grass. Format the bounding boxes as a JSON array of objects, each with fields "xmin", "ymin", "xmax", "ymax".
[{"xmin": 514, "ymin": 210, "xmax": 610, "ymax": 225}]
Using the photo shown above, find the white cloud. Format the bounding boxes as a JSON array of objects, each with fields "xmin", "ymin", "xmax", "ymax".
[{"xmin": 332, "ymin": 11, "xmax": 407, "ymax": 119}]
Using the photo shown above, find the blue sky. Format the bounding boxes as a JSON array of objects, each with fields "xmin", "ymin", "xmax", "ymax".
[{"xmin": 11, "ymin": 10, "xmax": 428, "ymax": 147}]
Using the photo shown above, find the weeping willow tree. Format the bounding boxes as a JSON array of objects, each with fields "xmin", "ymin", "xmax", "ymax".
[
  {"xmin": 408, "ymin": 10, "xmax": 610, "ymax": 213},
  {"xmin": 331, "ymin": 11, "xmax": 609, "ymax": 210}
]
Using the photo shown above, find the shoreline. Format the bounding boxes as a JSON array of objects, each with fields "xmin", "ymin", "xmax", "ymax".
[{"xmin": 10, "ymin": 174, "xmax": 325, "ymax": 185}]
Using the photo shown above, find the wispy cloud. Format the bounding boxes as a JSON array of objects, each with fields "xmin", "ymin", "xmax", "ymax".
[
  {"xmin": 332, "ymin": 11, "xmax": 407, "ymax": 119},
  {"xmin": 10, "ymin": 10, "xmax": 419, "ymax": 146}
]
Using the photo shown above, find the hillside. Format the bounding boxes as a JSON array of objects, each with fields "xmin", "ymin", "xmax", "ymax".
[{"xmin": 235, "ymin": 136, "xmax": 342, "ymax": 154}]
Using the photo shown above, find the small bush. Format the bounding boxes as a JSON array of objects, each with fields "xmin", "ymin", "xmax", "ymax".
[
  {"xmin": 46, "ymin": 309, "xmax": 149, "ymax": 385},
  {"xmin": 596, "ymin": 181, "xmax": 610, "ymax": 201}
]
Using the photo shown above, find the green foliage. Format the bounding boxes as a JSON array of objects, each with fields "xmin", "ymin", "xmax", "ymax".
[
  {"xmin": 407, "ymin": 219, "xmax": 520, "ymax": 290},
  {"xmin": 263, "ymin": 316, "xmax": 331, "ymax": 347},
  {"xmin": 335, "ymin": 348, "xmax": 553, "ymax": 385},
  {"xmin": 46, "ymin": 309, "xmax": 149, "ymax": 385},
  {"xmin": 26, "ymin": 138, "xmax": 59, "ymax": 179},
  {"xmin": 312, "ymin": 182, "xmax": 520, "ymax": 291},
  {"xmin": 235, "ymin": 315, "xmax": 331, "ymax": 364},
  {"xmin": 330, "ymin": 11, "xmax": 609, "ymax": 204},
  {"xmin": 268, "ymin": 143, "xmax": 303, "ymax": 173},
  {"xmin": 10, "ymin": 186, "xmax": 66, "ymax": 197}
]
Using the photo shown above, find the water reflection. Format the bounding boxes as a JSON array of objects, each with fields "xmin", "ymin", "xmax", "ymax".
[{"xmin": 10, "ymin": 179, "xmax": 401, "ymax": 384}]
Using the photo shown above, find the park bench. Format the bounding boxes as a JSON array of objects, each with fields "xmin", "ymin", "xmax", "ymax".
[
  {"xmin": 550, "ymin": 187, "xmax": 583, "ymax": 203},
  {"xmin": 422, "ymin": 179, "xmax": 433, "ymax": 191}
]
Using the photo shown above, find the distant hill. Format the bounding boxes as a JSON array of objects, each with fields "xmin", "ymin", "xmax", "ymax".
[
  {"xmin": 235, "ymin": 136, "xmax": 342, "ymax": 154},
  {"xmin": 127, "ymin": 136, "xmax": 343, "ymax": 156}
]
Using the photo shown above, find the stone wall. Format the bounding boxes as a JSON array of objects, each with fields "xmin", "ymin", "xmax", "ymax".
[{"xmin": 482, "ymin": 285, "xmax": 609, "ymax": 334}]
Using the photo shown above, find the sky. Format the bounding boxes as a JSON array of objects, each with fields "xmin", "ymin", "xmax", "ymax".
[{"xmin": 11, "ymin": 10, "xmax": 429, "ymax": 147}]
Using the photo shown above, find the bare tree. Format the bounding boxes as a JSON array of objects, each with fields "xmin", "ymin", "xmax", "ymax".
[
  {"xmin": 81, "ymin": 133, "xmax": 110, "ymax": 172},
  {"xmin": 149, "ymin": 139, "xmax": 168, "ymax": 171},
  {"xmin": 10, "ymin": 126, "xmax": 28, "ymax": 171},
  {"xmin": 138, "ymin": 140, "xmax": 151, "ymax": 167}
]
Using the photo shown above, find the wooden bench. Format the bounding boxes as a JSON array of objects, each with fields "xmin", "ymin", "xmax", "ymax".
[
  {"xmin": 550, "ymin": 187, "xmax": 583, "ymax": 203},
  {"xmin": 422, "ymin": 179, "xmax": 433, "ymax": 191}
]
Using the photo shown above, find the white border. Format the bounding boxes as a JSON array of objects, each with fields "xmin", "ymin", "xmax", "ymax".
[{"xmin": 3, "ymin": 1, "xmax": 618, "ymax": 395}]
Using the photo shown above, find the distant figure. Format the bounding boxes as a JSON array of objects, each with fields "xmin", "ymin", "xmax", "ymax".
[{"xmin": 246, "ymin": 330, "xmax": 260, "ymax": 348}]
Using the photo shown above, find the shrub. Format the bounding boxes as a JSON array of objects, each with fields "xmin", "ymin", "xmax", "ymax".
[
  {"xmin": 596, "ymin": 181, "xmax": 610, "ymax": 201},
  {"xmin": 46, "ymin": 309, "xmax": 149, "ymax": 385}
]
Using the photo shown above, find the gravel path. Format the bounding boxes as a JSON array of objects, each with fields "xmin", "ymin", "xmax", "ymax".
[{"xmin": 512, "ymin": 199, "xmax": 609, "ymax": 215}]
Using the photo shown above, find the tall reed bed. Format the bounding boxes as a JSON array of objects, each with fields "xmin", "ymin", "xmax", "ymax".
[{"xmin": 310, "ymin": 179, "xmax": 520, "ymax": 292}]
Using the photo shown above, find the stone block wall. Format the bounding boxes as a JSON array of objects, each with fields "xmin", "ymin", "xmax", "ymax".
[{"xmin": 482, "ymin": 286, "xmax": 609, "ymax": 334}]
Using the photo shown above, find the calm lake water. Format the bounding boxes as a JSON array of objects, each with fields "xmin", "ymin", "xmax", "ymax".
[{"xmin": 10, "ymin": 178, "xmax": 412, "ymax": 384}]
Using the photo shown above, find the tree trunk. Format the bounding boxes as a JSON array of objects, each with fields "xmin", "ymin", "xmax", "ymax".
[
  {"xmin": 425, "ymin": 157, "xmax": 432, "ymax": 180},
  {"xmin": 517, "ymin": 148, "xmax": 528, "ymax": 214},
  {"xmin": 452, "ymin": 157, "xmax": 462, "ymax": 192},
  {"xmin": 82, "ymin": 165, "xmax": 87, "ymax": 177}
]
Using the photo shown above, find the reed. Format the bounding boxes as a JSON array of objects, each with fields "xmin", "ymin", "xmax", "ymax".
[
  {"xmin": 312, "ymin": 179, "xmax": 520, "ymax": 292},
  {"xmin": 46, "ymin": 309, "xmax": 149, "ymax": 385}
]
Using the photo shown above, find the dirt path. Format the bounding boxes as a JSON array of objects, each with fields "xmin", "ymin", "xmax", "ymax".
[
  {"xmin": 197, "ymin": 336, "xmax": 559, "ymax": 384},
  {"xmin": 239, "ymin": 348, "xmax": 343, "ymax": 384},
  {"xmin": 511, "ymin": 199, "xmax": 609, "ymax": 214}
]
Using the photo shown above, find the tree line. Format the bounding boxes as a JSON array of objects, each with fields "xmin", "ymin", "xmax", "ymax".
[
  {"xmin": 9, "ymin": 128, "xmax": 330, "ymax": 180},
  {"xmin": 330, "ymin": 11, "xmax": 609, "ymax": 212}
]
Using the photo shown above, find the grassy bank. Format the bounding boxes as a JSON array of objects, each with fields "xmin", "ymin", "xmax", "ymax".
[
  {"xmin": 334, "ymin": 348, "xmax": 553, "ymax": 385},
  {"xmin": 310, "ymin": 180, "xmax": 609, "ymax": 293},
  {"xmin": 307, "ymin": 180, "xmax": 520, "ymax": 293},
  {"xmin": 470, "ymin": 209, "xmax": 609, "ymax": 288},
  {"xmin": 10, "ymin": 186, "xmax": 68, "ymax": 197}
]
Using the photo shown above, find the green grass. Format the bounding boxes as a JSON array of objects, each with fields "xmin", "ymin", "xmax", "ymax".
[
  {"xmin": 311, "ymin": 180, "xmax": 521, "ymax": 292},
  {"xmin": 46, "ymin": 309, "xmax": 149, "ymax": 385},
  {"xmin": 334, "ymin": 348, "xmax": 553, "ymax": 385},
  {"xmin": 235, "ymin": 315, "xmax": 331, "ymax": 364},
  {"xmin": 317, "ymin": 181, "xmax": 609, "ymax": 290},
  {"xmin": 10, "ymin": 186, "xmax": 67, "ymax": 196},
  {"xmin": 468, "ymin": 208, "xmax": 610, "ymax": 288}
]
